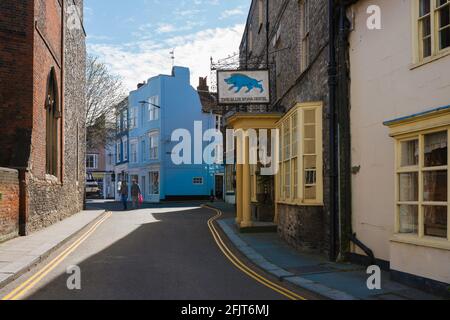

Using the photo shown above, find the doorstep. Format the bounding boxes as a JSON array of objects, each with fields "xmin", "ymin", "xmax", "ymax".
[{"xmin": 0, "ymin": 209, "xmax": 107, "ymax": 289}]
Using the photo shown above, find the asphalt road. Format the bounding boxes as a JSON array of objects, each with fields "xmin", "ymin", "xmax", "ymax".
[{"xmin": 0, "ymin": 201, "xmax": 295, "ymax": 300}]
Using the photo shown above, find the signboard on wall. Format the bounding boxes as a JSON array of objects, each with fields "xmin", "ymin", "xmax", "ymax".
[{"xmin": 217, "ymin": 70, "xmax": 270, "ymax": 105}]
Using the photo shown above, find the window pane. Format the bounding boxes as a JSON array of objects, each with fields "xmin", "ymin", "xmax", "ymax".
[
  {"xmin": 440, "ymin": 26, "xmax": 450, "ymax": 50},
  {"xmin": 424, "ymin": 131, "xmax": 447, "ymax": 167},
  {"xmin": 423, "ymin": 37, "xmax": 432, "ymax": 57},
  {"xmin": 284, "ymin": 161, "xmax": 291, "ymax": 198},
  {"xmin": 304, "ymin": 140, "xmax": 316, "ymax": 154},
  {"xmin": 420, "ymin": 0, "xmax": 431, "ymax": 16},
  {"xmin": 399, "ymin": 173, "xmax": 419, "ymax": 202},
  {"xmin": 438, "ymin": 5, "xmax": 450, "ymax": 27},
  {"xmin": 424, "ymin": 170, "xmax": 447, "ymax": 202},
  {"xmin": 293, "ymin": 158, "xmax": 298, "ymax": 199},
  {"xmin": 304, "ymin": 109, "xmax": 315, "ymax": 124},
  {"xmin": 304, "ymin": 124, "xmax": 316, "ymax": 139},
  {"xmin": 305, "ymin": 186, "xmax": 316, "ymax": 200},
  {"xmin": 424, "ymin": 206, "xmax": 448, "ymax": 238},
  {"xmin": 401, "ymin": 140, "xmax": 419, "ymax": 167},
  {"xmin": 292, "ymin": 113, "xmax": 298, "ymax": 156},
  {"xmin": 399, "ymin": 205, "xmax": 419, "ymax": 234}
]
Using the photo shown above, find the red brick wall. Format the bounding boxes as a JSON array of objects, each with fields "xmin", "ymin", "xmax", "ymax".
[
  {"xmin": 32, "ymin": 0, "xmax": 63, "ymax": 179},
  {"xmin": 0, "ymin": 0, "xmax": 34, "ymax": 167},
  {"xmin": 0, "ymin": 168, "xmax": 19, "ymax": 242}
]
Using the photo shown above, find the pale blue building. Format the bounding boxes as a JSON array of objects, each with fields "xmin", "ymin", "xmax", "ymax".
[{"xmin": 127, "ymin": 66, "xmax": 224, "ymax": 202}]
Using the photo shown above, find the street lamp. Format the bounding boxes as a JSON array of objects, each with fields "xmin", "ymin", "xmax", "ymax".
[{"xmin": 139, "ymin": 101, "xmax": 161, "ymax": 109}]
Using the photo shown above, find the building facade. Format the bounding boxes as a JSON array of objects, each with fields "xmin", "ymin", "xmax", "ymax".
[
  {"xmin": 0, "ymin": 0, "xmax": 86, "ymax": 237},
  {"xmin": 127, "ymin": 67, "xmax": 223, "ymax": 202},
  {"xmin": 349, "ymin": 0, "xmax": 450, "ymax": 294},
  {"xmin": 86, "ymin": 131, "xmax": 116, "ymax": 199},
  {"xmin": 228, "ymin": 0, "xmax": 333, "ymax": 254},
  {"xmin": 114, "ymin": 98, "xmax": 130, "ymax": 201}
]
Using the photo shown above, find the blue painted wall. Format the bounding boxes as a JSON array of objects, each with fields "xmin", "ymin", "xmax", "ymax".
[{"xmin": 128, "ymin": 66, "xmax": 223, "ymax": 201}]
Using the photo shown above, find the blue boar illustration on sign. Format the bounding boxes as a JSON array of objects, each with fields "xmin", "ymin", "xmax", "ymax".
[{"xmin": 224, "ymin": 73, "xmax": 264, "ymax": 94}]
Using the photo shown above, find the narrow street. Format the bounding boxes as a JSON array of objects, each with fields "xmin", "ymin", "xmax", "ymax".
[{"xmin": 0, "ymin": 201, "xmax": 314, "ymax": 300}]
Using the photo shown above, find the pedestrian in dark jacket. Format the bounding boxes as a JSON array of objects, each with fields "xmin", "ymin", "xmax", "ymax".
[
  {"xmin": 120, "ymin": 181, "xmax": 128, "ymax": 211},
  {"xmin": 131, "ymin": 180, "xmax": 142, "ymax": 210}
]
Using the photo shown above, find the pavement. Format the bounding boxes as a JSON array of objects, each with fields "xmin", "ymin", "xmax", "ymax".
[
  {"xmin": 0, "ymin": 209, "xmax": 106, "ymax": 289},
  {"xmin": 0, "ymin": 201, "xmax": 304, "ymax": 300},
  {"xmin": 208, "ymin": 201, "xmax": 443, "ymax": 300}
]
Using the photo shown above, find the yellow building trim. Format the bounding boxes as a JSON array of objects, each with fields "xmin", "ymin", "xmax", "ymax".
[
  {"xmin": 276, "ymin": 102, "xmax": 324, "ymax": 206},
  {"xmin": 386, "ymin": 108, "xmax": 450, "ymax": 250}
]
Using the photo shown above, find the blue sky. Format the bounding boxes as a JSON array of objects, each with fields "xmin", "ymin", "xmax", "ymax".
[{"xmin": 85, "ymin": 0, "xmax": 250, "ymax": 91}]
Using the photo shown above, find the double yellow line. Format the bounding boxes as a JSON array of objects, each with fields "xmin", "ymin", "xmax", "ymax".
[
  {"xmin": 204, "ymin": 205, "xmax": 307, "ymax": 301},
  {"xmin": 2, "ymin": 212, "xmax": 112, "ymax": 301}
]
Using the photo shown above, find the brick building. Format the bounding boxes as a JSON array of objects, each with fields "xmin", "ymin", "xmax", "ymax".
[{"xmin": 0, "ymin": 0, "xmax": 86, "ymax": 239}]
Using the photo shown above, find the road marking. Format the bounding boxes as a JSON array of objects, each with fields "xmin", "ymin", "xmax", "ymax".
[
  {"xmin": 2, "ymin": 212, "xmax": 112, "ymax": 301},
  {"xmin": 204, "ymin": 205, "xmax": 307, "ymax": 301}
]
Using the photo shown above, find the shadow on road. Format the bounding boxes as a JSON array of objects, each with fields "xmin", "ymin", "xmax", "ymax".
[{"xmin": 26, "ymin": 204, "xmax": 285, "ymax": 300}]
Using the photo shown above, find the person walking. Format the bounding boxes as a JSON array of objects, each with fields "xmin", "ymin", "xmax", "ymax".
[
  {"xmin": 131, "ymin": 179, "xmax": 142, "ymax": 210},
  {"xmin": 120, "ymin": 180, "xmax": 129, "ymax": 211}
]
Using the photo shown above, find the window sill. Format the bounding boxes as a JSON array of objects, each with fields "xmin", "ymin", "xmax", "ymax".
[
  {"xmin": 391, "ymin": 234, "xmax": 450, "ymax": 251},
  {"xmin": 277, "ymin": 200, "xmax": 323, "ymax": 207},
  {"xmin": 410, "ymin": 49, "xmax": 450, "ymax": 70}
]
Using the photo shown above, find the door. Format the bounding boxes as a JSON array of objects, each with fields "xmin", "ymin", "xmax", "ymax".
[
  {"xmin": 141, "ymin": 176, "xmax": 146, "ymax": 201},
  {"xmin": 215, "ymin": 175, "xmax": 224, "ymax": 200},
  {"xmin": 148, "ymin": 171, "xmax": 160, "ymax": 203}
]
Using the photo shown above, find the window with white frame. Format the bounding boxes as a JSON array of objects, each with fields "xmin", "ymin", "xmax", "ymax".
[
  {"xmin": 130, "ymin": 142, "xmax": 138, "ymax": 163},
  {"xmin": 395, "ymin": 129, "xmax": 448, "ymax": 239},
  {"xmin": 416, "ymin": 0, "xmax": 450, "ymax": 62},
  {"xmin": 149, "ymin": 132, "xmax": 159, "ymax": 160},
  {"xmin": 130, "ymin": 107, "xmax": 137, "ymax": 129},
  {"xmin": 116, "ymin": 141, "xmax": 122, "ymax": 163},
  {"xmin": 86, "ymin": 154, "xmax": 98, "ymax": 170},
  {"xmin": 193, "ymin": 177, "xmax": 204, "ymax": 185},
  {"xmin": 123, "ymin": 137, "xmax": 128, "ymax": 161},
  {"xmin": 277, "ymin": 102, "xmax": 323, "ymax": 205},
  {"xmin": 148, "ymin": 96, "xmax": 160, "ymax": 121},
  {"xmin": 141, "ymin": 139, "xmax": 147, "ymax": 162},
  {"xmin": 122, "ymin": 110, "xmax": 128, "ymax": 130}
]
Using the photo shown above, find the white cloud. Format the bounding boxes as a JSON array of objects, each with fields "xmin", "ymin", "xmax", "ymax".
[
  {"xmin": 220, "ymin": 6, "xmax": 246, "ymax": 20},
  {"xmin": 88, "ymin": 24, "xmax": 245, "ymax": 92}
]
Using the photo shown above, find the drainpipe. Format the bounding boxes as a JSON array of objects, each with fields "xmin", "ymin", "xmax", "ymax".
[
  {"xmin": 328, "ymin": 0, "xmax": 339, "ymax": 261},
  {"xmin": 337, "ymin": 0, "xmax": 377, "ymax": 264}
]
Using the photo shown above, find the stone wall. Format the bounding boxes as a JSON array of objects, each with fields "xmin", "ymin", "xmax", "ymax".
[
  {"xmin": 0, "ymin": 168, "xmax": 19, "ymax": 242},
  {"xmin": 26, "ymin": 0, "xmax": 86, "ymax": 233},
  {"xmin": 241, "ymin": 0, "xmax": 331, "ymax": 254}
]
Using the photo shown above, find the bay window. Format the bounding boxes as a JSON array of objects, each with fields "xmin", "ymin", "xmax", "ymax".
[
  {"xmin": 276, "ymin": 102, "xmax": 323, "ymax": 205},
  {"xmin": 395, "ymin": 128, "xmax": 449, "ymax": 241}
]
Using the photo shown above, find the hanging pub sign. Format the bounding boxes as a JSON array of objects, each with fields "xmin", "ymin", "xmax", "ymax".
[{"xmin": 217, "ymin": 70, "xmax": 270, "ymax": 105}]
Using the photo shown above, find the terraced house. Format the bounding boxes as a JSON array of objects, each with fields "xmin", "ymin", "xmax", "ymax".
[
  {"xmin": 227, "ymin": 0, "xmax": 450, "ymax": 296},
  {"xmin": 0, "ymin": 0, "xmax": 86, "ymax": 240},
  {"xmin": 126, "ymin": 67, "xmax": 223, "ymax": 202}
]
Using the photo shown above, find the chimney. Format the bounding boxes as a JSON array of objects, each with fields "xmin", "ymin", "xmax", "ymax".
[
  {"xmin": 137, "ymin": 81, "xmax": 146, "ymax": 89},
  {"xmin": 197, "ymin": 77, "xmax": 209, "ymax": 92}
]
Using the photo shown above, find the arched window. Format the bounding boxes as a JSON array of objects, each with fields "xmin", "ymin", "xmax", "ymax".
[{"xmin": 45, "ymin": 67, "xmax": 60, "ymax": 176}]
